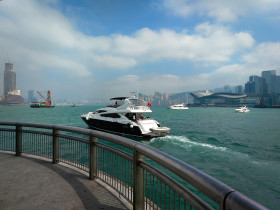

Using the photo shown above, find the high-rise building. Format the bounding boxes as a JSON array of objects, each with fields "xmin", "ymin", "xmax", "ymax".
[
  {"xmin": 244, "ymin": 75, "xmax": 266, "ymax": 96},
  {"xmin": 262, "ymin": 70, "xmax": 277, "ymax": 94},
  {"xmin": 276, "ymin": 76, "xmax": 280, "ymax": 94},
  {"xmin": 28, "ymin": 90, "xmax": 37, "ymax": 102},
  {"xmin": 224, "ymin": 85, "xmax": 232, "ymax": 93},
  {"xmin": 235, "ymin": 85, "xmax": 243, "ymax": 94},
  {"xmin": 244, "ymin": 70, "xmax": 280, "ymax": 106},
  {"xmin": 4, "ymin": 62, "xmax": 16, "ymax": 96},
  {"xmin": 3, "ymin": 62, "xmax": 24, "ymax": 105}
]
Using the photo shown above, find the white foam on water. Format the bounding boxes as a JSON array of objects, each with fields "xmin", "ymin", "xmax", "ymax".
[
  {"xmin": 151, "ymin": 135, "xmax": 262, "ymax": 165},
  {"xmin": 151, "ymin": 136, "xmax": 278, "ymax": 169},
  {"xmin": 151, "ymin": 135, "xmax": 228, "ymax": 152}
]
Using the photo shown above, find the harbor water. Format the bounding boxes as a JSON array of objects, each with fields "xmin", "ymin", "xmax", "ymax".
[{"xmin": 0, "ymin": 105, "xmax": 279, "ymax": 209}]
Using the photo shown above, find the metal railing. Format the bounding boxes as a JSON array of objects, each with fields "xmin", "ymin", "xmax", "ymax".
[{"xmin": 0, "ymin": 121, "xmax": 267, "ymax": 210}]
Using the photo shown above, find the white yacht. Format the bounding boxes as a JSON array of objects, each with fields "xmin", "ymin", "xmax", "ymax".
[
  {"xmin": 235, "ymin": 106, "xmax": 250, "ymax": 113},
  {"xmin": 81, "ymin": 94, "xmax": 170, "ymax": 138},
  {"xmin": 169, "ymin": 104, "xmax": 189, "ymax": 110}
]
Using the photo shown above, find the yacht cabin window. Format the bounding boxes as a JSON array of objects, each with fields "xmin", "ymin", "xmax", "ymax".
[
  {"xmin": 94, "ymin": 110, "xmax": 107, "ymax": 114},
  {"xmin": 101, "ymin": 113, "xmax": 121, "ymax": 118},
  {"xmin": 107, "ymin": 99, "xmax": 125, "ymax": 107}
]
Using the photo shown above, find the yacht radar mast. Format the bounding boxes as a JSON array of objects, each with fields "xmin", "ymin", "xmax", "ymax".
[{"xmin": 130, "ymin": 90, "xmax": 139, "ymax": 99}]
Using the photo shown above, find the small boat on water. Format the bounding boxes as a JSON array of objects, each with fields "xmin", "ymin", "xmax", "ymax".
[
  {"xmin": 169, "ymin": 104, "xmax": 189, "ymax": 110},
  {"xmin": 81, "ymin": 92, "xmax": 170, "ymax": 138},
  {"xmin": 235, "ymin": 106, "xmax": 250, "ymax": 113}
]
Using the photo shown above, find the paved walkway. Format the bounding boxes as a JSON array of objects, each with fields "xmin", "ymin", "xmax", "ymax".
[{"xmin": 0, "ymin": 152, "xmax": 131, "ymax": 210}]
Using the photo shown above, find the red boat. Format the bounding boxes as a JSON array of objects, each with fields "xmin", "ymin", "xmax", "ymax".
[{"xmin": 30, "ymin": 90, "xmax": 55, "ymax": 108}]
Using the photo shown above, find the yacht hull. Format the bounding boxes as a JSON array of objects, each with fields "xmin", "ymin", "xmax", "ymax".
[{"xmin": 81, "ymin": 117, "xmax": 164, "ymax": 138}]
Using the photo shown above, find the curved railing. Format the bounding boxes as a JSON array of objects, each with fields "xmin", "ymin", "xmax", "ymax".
[{"xmin": 0, "ymin": 121, "xmax": 267, "ymax": 210}]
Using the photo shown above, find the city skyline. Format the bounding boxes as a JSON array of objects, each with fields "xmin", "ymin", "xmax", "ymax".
[
  {"xmin": 0, "ymin": 0, "xmax": 280, "ymax": 100},
  {"xmin": 1, "ymin": 61, "xmax": 278, "ymax": 105}
]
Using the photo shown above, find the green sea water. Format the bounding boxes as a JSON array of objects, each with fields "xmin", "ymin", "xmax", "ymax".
[{"xmin": 0, "ymin": 105, "xmax": 279, "ymax": 209}]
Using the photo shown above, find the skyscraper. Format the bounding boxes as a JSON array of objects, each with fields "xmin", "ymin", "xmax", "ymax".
[
  {"xmin": 245, "ymin": 70, "xmax": 280, "ymax": 106},
  {"xmin": 235, "ymin": 85, "xmax": 243, "ymax": 94},
  {"xmin": 3, "ymin": 62, "xmax": 24, "ymax": 105},
  {"xmin": 28, "ymin": 90, "xmax": 37, "ymax": 103},
  {"xmin": 244, "ymin": 75, "xmax": 266, "ymax": 96},
  {"xmin": 4, "ymin": 62, "xmax": 16, "ymax": 96},
  {"xmin": 262, "ymin": 70, "xmax": 277, "ymax": 94}
]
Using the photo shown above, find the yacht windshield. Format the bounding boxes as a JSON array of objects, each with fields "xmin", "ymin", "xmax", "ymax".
[{"xmin": 107, "ymin": 99, "xmax": 125, "ymax": 107}]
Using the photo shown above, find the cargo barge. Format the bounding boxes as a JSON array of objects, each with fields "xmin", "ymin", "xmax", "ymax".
[{"xmin": 30, "ymin": 90, "xmax": 54, "ymax": 108}]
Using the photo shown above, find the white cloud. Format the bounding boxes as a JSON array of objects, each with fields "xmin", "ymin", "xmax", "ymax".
[
  {"xmin": 162, "ymin": 0, "xmax": 193, "ymax": 17},
  {"xmin": 92, "ymin": 55, "xmax": 137, "ymax": 70},
  {"xmin": 97, "ymin": 72, "xmax": 221, "ymax": 98},
  {"xmin": 242, "ymin": 42, "xmax": 280, "ymax": 69},
  {"xmin": 197, "ymin": 42, "xmax": 280, "ymax": 87},
  {"xmin": 107, "ymin": 25, "xmax": 254, "ymax": 64},
  {"xmin": 97, "ymin": 41, "xmax": 280, "ymax": 98},
  {"xmin": 0, "ymin": 0, "xmax": 92, "ymax": 78},
  {"xmin": 100, "ymin": 74, "xmax": 189, "ymax": 97},
  {"xmin": 97, "ymin": 72, "xmax": 230, "ymax": 99},
  {"xmin": 0, "ymin": 0, "xmax": 255, "ymax": 79},
  {"xmin": 0, "ymin": 0, "xmax": 278, "ymax": 100},
  {"xmin": 161, "ymin": 0, "xmax": 280, "ymax": 22}
]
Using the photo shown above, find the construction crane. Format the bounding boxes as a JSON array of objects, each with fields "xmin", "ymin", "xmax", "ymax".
[
  {"xmin": 30, "ymin": 90, "xmax": 54, "ymax": 108},
  {"xmin": 37, "ymin": 90, "xmax": 52, "ymax": 104}
]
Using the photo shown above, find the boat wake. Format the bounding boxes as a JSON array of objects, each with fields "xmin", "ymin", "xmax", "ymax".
[
  {"xmin": 149, "ymin": 135, "xmax": 264, "ymax": 165},
  {"xmin": 151, "ymin": 135, "xmax": 228, "ymax": 152}
]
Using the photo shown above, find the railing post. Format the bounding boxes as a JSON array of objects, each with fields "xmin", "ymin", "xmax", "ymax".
[
  {"xmin": 52, "ymin": 128, "xmax": 59, "ymax": 164},
  {"xmin": 16, "ymin": 125, "xmax": 22, "ymax": 156},
  {"xmin": 89, "ymin": 135, "xmax": 98, "ymax": 180},
  {"xmin": 133, "ymin": 148, "xmax": 145, "ymax": 210}
]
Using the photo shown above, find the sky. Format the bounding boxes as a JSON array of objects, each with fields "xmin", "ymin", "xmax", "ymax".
[{"xmin": 0, "ymin": 0, "xmax": 280, "ymax": 101}]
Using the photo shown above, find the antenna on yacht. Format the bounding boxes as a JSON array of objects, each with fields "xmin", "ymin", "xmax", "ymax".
[{"xmin": 130, "ymin": 90, "xmax": 138, "ymax": 99}]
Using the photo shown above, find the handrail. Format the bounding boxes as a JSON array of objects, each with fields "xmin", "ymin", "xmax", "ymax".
[
  {"xmin": 0, "ymin": 121, "xmax": 268, "ymax": 210},
  {"xmin": 140, "ymin": 161, "xmax": 212, "ymax": 210},
  {"xmin": 134, "ymin": 142, "xmax": 233, "ymax": 204}
]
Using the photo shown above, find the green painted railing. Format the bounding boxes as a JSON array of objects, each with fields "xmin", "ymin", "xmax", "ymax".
[{"xmin": 0, "ymin": 121, "xmax": 267, "ymax": 210}]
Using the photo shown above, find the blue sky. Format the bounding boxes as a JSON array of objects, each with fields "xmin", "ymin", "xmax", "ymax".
[{"xmin": 0, "ymin": 0, "xmax": 280, "ymax": 101}]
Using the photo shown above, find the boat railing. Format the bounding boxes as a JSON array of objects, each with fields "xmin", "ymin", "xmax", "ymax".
[
  {"xmin": 0, "ymin": 121, "xmax": 267, "ymax": 210},
  {"xmin": 128, "ymin": 105, "xmax": 150, "ymax": 111}
]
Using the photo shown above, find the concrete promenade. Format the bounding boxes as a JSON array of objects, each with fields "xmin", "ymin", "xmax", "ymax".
[{"xmin": 0, "ymin": 152, "xmax": 131, "ymax": 210}]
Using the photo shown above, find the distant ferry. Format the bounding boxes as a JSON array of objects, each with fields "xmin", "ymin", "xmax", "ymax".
[
  {"xmin": 235, "ymin": 105, "xmax": 250, "ymax": 113},
  {"xmin": 30, "ymin": 90, "xmax": 54, "ymax": 108},
  {"xmin": 81, "ymin": 92, "xmax": 170, "ymax": 138},
  {"xmin": 169, "ymin": 104, "xmax": 189, "ymax": 110}
]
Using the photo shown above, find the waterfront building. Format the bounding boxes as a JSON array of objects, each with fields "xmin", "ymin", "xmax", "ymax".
[
  {"xmin": 3, "ymin": 62, "xmax": 24, "ymax": 105},
  {"xmin": 262, "ymin": 70, "xmax": 276, "ymax": 94},
  {"xmin": 139, "ymin": 92, "xmax": 190, "ymax": 107},
  {"xmin": 28, "ymin": 90, "xmax": 37, "ymax": 103},
  {"xmin": 235, "ymin": 85, "xmax": 243, "ymax": 94},
  {"xmin": 224, "ymin": 85, "xmax": 232, "ymax": 93},
  {"xmin": 244, "ymin": 75, "xmax": 266, "ymax": 96},
  {"xmin": 4, "ymin": 62, "xmax": 16, "ymax": 96},
  {"xmin": 190, "ymin": 91, "xmax": 247, "ymax": 106},
  {"xmin": 245, "ymin": 70, "xmax": 280, "ymax": 96},
  {"xmin": 4, "ymin": 95, "xmax": 24, "ymax": 105},
  {"xmin": 163, "ymin": 93, "xmax": 169, "ymax": 100},
  {"xmin": 245, "ymin": 70, "xmax": 280, "ymax": 106}
]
